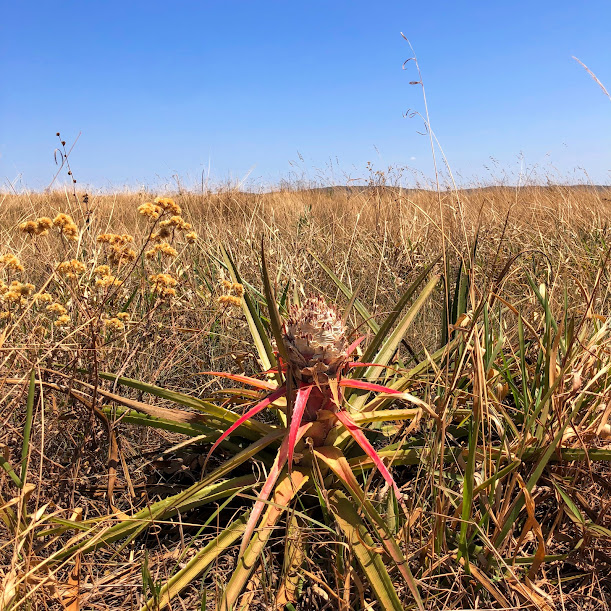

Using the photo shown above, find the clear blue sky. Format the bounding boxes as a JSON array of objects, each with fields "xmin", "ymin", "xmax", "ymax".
[{"xmin": 1, "ymin": 1, "xmax": 610, "ymax": 190}]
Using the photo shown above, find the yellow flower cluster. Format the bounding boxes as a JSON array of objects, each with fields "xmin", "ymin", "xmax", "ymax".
[
  {"xmin": 94, "ymin": 265, "xmax": 111, "ymax": 277},
  {"xmin": 33, "ymin": 292, "xmax": 53, "ymax": 304},
  {"xmin": 104, "ymin": 317, "xmax": 125, "ymax": 331},
  {"xmin": 116, "ymin": 312, "xmax": 130, "ymax": 321},
  {"xmin": 149, "ymin": 273, "xmax": 178, "ymax": 298},
  {"xmin": 55, "ymin": 314, "xmax": 70, "ymax": 327},
  {"xmin": 162, "ymin": 215, "xmax": 191, "ymax": 230},
  {"xmin": 138, "ymin": 202, "xmax": 163, "ymax": 220},
  {"xmin": 1, "ymin": 281, "xmax": 35, "ymax": 305},
  {"xmin": 152, "ymin": 215, "xmax": 193, "ymax": 241},
  {"xmin": 154, "ymin": 197, "xmax": 181, "ymax": 216},
  {"xmin": 57, "ymin": 259, "xmax": 87, "ymax": 279},
  {"xmin": 97, "ymin": 233, "xmax": 133, "ymax": 246},
  {"xmin": 185, "ymin": 231, "xmax": 198, "ymax": 244},
  {"xmin": 94, "ymin": 265, "xmax": 122, "ymax": 288},
  {"xmin": 97, "ymin": 276, "xmax": 122, "ymax": 289},
  {"xmin": 145, "ymin": 242, "xmax": 178, "ymax": 259},
  {"xmin": 19, "ymin": 217, "xmax": 53, "ymax": 237},
  {"xmin": 97, "ymin": 233, "xmax": 137, "ymax": 265},
  {"xmin": 0, "ymin": 254, "xmax": 24, "ymax": 273},
  {"xmin": 53, "ymin": 213, "xmax": 79, "ymax": 241},
  {"xmin": 46, "ymin": 302, "xmax": 68, "ymax": 316},
  {"xmin": 217, "ymin": 280, "xmax": 244, "ymax": 308},
  {"xmin": 217, "ymin": 294, "xmax": 243, "ymax": 307}
]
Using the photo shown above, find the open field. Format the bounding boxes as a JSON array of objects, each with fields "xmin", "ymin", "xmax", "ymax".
[{"xmin": 1, "ymin": 184, "xmax": 611, "ymax": 610}]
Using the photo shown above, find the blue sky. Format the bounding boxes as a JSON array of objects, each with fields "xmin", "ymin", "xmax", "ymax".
[{"xmin": 1, "ymin": 1, "xmax": 610, "ymax": 190}]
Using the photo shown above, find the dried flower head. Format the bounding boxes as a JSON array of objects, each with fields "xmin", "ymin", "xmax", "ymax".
[
  {"xmin": 57, "ymin": 259, "xmax": 87, "ymax": 279},
  {"xmin": 217, "ymin": 294, "xmax": 242, "ymax": 308},
  {"xmin": 33, "ymin": 292, "xmax": 53, "ymax": 304},
  {"xmin": 19, "ymin": 217, "xmax": 53, "ymax": 237},
  {"xmin": 97, "ymin": 233, "xmax": 134, "ymax": 247},
  {"xmin": 37, "ymin": 217, "xmax": 53, "ymax": 231},
  {"xmin": 104, "ymin": 317, "xmax": 125, "ymax": 331},
  {"xmin": 110, "ymin": 246, "xmax": 137, "ymax": 265},
  {"xmin": 54, "ymin": 314, "xmax": 70, "ymax": 327},
  {"xmin": 185, "ymin": 231, "xmax": 198, "ymax": 244},
  {"xmin": 46, "ymin": 302, "xmax": 68, "ymax": 316},
  {"xmin": 283, "ymin": 296, "xmax": 349, "ymax": 378},
  {"xmin": 19, "ymin": 221, "xmax": 39, "ymax": 236},
  {"xmin": 154, "ymin": 197, "xmax": 181, "ymax": 216},
  {"xmin": 138, "ymin": 202, "xmax": 163, "ymax": 220},
  {"xmin": 98, "ymin": 235, "xmax": 137, "ymax": 265},
  {"xmin": 95, "ymin": 275, "xmax": 122, "ymax": 289},
  {"xmin": 0, "ymin": 254, "xmax": 24, "ymax": 273},
  {"xmin": 159, "ymin": 215, "xmax": 191, "ymax": 231},
  {"xmin": 116, "ymin": 311, "xmax": 130, "ymax": 321},
  {"xmin": 94, "ymin": 265, "xmax": 111, "ymax": 277},
  {"xmin": 145, "ymin": 242, "xmax": 178, "ymax": 259},
  {"xmin": 53, "ymin": 213, "xmax": 79, "ymax": 241},
  {"xmin": 11, "ymin": 281, "xmax": 34, "ymax": 296},
  {"xmin": 150, "ymin": 273, "xmax": 178, "ymax": 298}
]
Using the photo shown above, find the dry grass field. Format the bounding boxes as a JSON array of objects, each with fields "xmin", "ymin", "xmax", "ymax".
[{"xmin": 1, "ymin": 183, "xmax": 611, "ymax": 610}]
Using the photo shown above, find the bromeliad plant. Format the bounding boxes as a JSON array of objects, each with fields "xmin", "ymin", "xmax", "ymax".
[
  {"xmin": 206, "ymin": 295, "xmax": 408, "ymax": 550},
  {"xmin": 193, "ymin": 245, "xmax": 440, "ymax": 609}
]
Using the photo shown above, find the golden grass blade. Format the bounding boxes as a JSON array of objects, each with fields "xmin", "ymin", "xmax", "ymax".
[
  {"xmin": 328, "ymin": 490, "xmax": 405, "ymax": 611},
  {"xmin": 220, "ymin": 469, "xmax": 309, "ymax": 611}
]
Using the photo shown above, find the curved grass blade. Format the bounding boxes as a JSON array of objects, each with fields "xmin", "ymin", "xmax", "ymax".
[
  {"xmin": 361, "ymin": 273, "xmax": 439, "ymax": 383},
  {"xmin": 360, "ymin": 256, "xmax": 441, "ymax": 365},
  {"xmin": 240, "ymin": 421, "xmax": 312, "ymax": 556},
  {"xmin": 315, "ymin": 446, "xmax": 423, "ymax": 609},
  {"xmin": 260, "ymin": 239, "xmax": 290, "ymax": 366},
  {"xmin": 199, "ymin": 371, "xmax": 278, "ymax": 392},
  {"xmin": 98, "ymin": 372, "xmax": 273, "ymax": 439},
  {"xmin": 20, "ymin": 369, "xmax": 36, "ymax": 485}
]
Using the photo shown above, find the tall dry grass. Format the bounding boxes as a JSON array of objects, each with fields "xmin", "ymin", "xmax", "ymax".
[{"xmin": 1, "ymin": 183, "xmax": 611, "ymax": 609}]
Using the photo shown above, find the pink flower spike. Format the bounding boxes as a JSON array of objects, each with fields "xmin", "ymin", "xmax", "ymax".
[
  {"xmin": 205, "ymin": 386, "xmax": 287, "ymax": 463},
  {"xmin": 335, "ymin": 409, "xmax": 403, "ymax": 501},
  {"xmin": 287, "ymin": 385, "xmax": 313, "ymax": 469},
  {"xmin": 339, "ymin": 379, "xmax": 403, "ymax": 394}
]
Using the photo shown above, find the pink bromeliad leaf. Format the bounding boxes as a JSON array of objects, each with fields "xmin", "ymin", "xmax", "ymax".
[
  {"xmin": 345, "ymin": 335, "xmax": 366, "ymax": 356},
  {"xmin": 199, "ymin": 371, "xmax": 278, "ymax": 391},
  {"xmin": 335, "ymin": 409, "xmax": 403, "ymax": 501},
  {"xmin": 287, "ymin": 384, "xmax": 313, "ymax": 469},
  {"xmin": 205, "ymin": 386, "xmax": 287, "ymax": 462},
  {"xmin": 239, "ymin": 421, "xmax": 311, "ymax": 555},
  {"xmin": 338, "ymin": 379, "xmax": 403, "ymax": 394}
]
